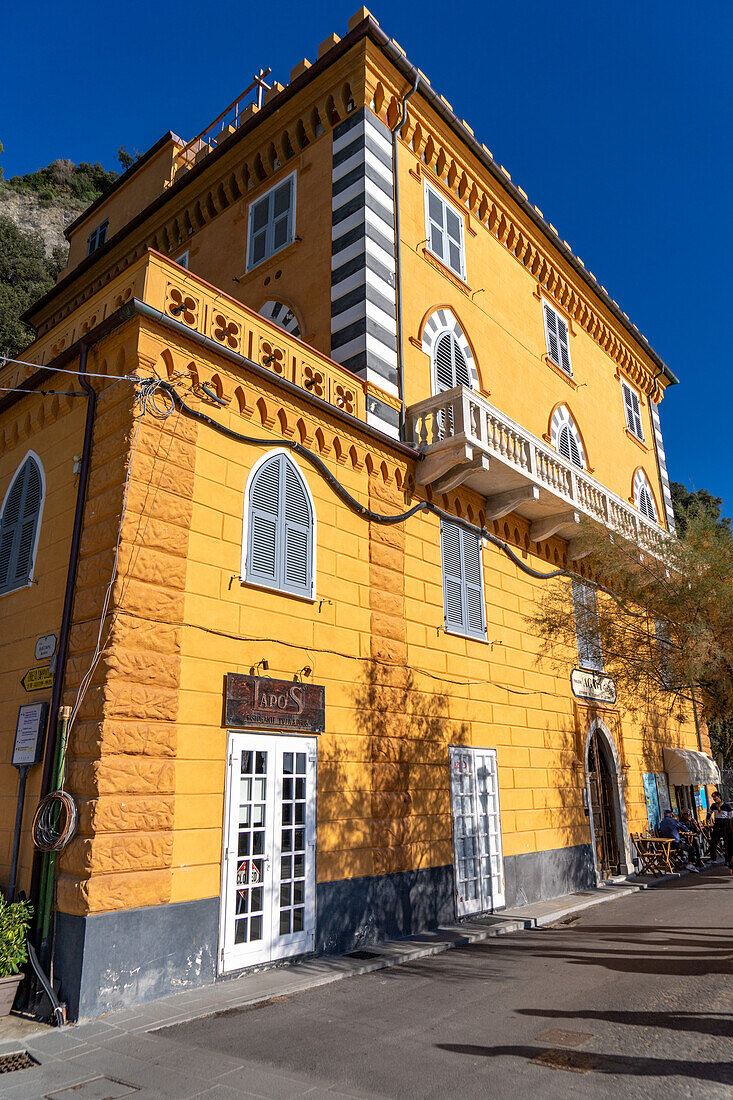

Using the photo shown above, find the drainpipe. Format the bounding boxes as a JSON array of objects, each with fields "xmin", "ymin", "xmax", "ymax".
[
  {"xmin": 391, "ymin": 72, "xmax": 420, "ymax": 443},
  {"xmin": 29, "ymin": 343, "xmax": 96, "ymax": 931}
]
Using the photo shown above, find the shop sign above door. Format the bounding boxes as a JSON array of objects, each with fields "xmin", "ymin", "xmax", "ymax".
[
  {"xmin": 571, "ymin": 668, "xmax": 617, "ymax": 706},
  {"xmin": 225, "ymin": 674, "xmax": 325, "ymax": 733}
]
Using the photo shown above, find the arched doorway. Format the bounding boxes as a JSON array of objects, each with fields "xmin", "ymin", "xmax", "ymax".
[{"xmin": 585, "ymin": 720, "xmax": 633, "ymax": 880}]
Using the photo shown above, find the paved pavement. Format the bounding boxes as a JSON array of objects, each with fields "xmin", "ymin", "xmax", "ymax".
[{"xmin": 1, "ymin": 866, "xmax": 731, "ymax": 1098}]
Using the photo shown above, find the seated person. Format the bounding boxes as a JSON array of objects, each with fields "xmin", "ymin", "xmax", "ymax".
[
  {"xmin": 680, "ymin": 810, "xmax": 705, "ymax": 866},
  {"xmin": 658, "ymin": 810, "xmax": 699, "ymax": 871}
]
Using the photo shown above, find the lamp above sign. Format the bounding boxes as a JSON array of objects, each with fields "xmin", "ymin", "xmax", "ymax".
[
  {"xmin": 571, "ymin": 668, "xmax": 617, "ymax": 706},
  {"xmin": 225, "ymin": 674, "xmax": 325, "ymax": 733}
]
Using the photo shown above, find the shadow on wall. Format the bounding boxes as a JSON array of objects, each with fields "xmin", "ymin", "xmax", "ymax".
[{"xmin": 316, "ymin": 659, "xmax": 469, "ymax": 953}]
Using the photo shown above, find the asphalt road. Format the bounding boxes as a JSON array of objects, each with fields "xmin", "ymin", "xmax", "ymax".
[{"xmin": 167, "ymin": 867, "xmax": 733, "ymax": 1100}]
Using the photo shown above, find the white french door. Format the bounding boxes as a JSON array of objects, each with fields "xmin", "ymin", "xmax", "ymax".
[
  {"xmin": 220, "ymin": 733, "xmax": 317, "ymax": 972},
  {"xmin": 449, "ymin": 746, "xmax": 505, "ymax": 917}
]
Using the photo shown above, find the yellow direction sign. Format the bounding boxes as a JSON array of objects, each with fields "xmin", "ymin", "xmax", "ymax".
[{"xmin": 21, "ymin": 666, "xmax": 53, "ymax": 693}]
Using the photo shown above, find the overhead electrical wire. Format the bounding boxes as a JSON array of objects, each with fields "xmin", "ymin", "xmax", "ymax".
[{"xmin": 0, "ymin": 353, "xmax": 140, "ymax": 382}]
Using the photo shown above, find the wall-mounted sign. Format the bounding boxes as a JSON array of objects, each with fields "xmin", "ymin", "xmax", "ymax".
[
  {"xmin": 12, "ymin": 702, "xmax": 48, "ymax": 767},
  {"xmin": 21, "ymin": 666, "xmax": 54, "ymax": 693},
  {"xmin": 225, "ymin": 674, "xmax": 325, "ymax": 733},
  {"xmin": 35, "ymin": 633, "xmax": 58, "ymax": 661},
  {"xmin": 571, "ymin": 668, "xmax": 617, "ymax": 705}
]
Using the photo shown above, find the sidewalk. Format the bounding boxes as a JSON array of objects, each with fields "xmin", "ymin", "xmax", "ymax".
[{"xmin": 0, "ymin": 865, "xmax": 712, "ymax": 1098}]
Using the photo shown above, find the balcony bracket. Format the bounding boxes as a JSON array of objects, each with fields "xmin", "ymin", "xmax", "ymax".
[
  {"xmin": 530, "ymin": 510, "xmax": 580, "ymax": 543},
  {"xmin": 433, "ymin": 453, "xmax": 491, "ymax": 494},
  {"xmin": 415, "ymin": 436, "xmax": 473, "ymax": 487},
  {"xmin": 567, "ymin": 538, "xmax": 593, "ymax": 562},
  {"xmin": 485, "ymin": 486, "xmax": 540, "ymax": 522}
]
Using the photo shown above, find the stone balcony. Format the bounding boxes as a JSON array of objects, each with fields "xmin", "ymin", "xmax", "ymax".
[{"xmin": 406, "ymin": 386, "xmax": 669, "ymax": 559}]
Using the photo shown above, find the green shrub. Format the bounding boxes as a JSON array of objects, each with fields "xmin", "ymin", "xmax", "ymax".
[
  {"xmin": 3, "ymin": 159, "xmax": 117, "ymax": 210},
  {"xmin": 0, "ymin": 216, "xmax": 65, "ymax": 357},
  {"xmin": 0, "ymin": 897, "xmax": 33, "ymax": 977}
]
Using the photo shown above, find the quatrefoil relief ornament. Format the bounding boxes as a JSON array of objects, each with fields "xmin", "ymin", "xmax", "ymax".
[
  {"xmin": 166, "ymin": 285, "xmax": 199, "ymax": 326},
  {"xmin": 333, "ymin": 383, "xmax": 355, "ymax": 414},
  {"xmin": 302, "ymin": 364, "xmax": 325, "ymax": 397},
  {"xmin": 212, "ymin": 312, "xmax": 240, "ymax": 350}
]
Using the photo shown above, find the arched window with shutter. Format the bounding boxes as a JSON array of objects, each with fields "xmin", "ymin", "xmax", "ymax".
[
  {"xmin": 242, "ymin": 451, "xmax": 315, "ymax": 599},
  {"xmin": 0, "ymin": 452, "xmax": 45, "ymax": 596},
  {"xmin": 433, "ymin": 330, "xmax": 471, "ymax": 394},
  {"xmin": 633, "ymin": 469, "xmax": 658, "ymax": 522},
  {"xmin": 550, "ymin": 406, "xmax": 586, "ymax": 470}
]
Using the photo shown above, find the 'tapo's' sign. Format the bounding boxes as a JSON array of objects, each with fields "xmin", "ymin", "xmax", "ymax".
[{"xmin": 225, "ymin": 674, "xmax": 325, "ymax": 733}]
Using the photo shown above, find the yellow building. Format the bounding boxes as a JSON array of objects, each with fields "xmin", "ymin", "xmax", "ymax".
[{"xmin": 0, "ymin": 10, "xmax": 715, "ymax": 1019}]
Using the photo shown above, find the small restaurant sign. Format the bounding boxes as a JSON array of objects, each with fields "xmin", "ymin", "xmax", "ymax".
[
  {"xmin": 225, "ymin": 674, "xmax": 325, "ymax": 733},
  {"xmin": 570, "ymin": 668, "xmax": 617, "ymax": 706}
]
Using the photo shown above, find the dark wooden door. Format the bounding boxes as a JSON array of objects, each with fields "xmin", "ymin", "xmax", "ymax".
[{"xmin": 588, "ymin": 730, "xmax": 620, "ymax": 877}]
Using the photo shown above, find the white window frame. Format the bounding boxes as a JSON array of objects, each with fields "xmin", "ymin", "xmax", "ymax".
[
  {"xmin": 240, "ymin": 449, "xmax": 317, "ymax": 601},
  {"xmin": 449, "ymin": 745, "xmax": 505, "ymax": 915},
  {"xmin": 245, "ymin": 171, "xmax": 297, "ymax": 272},
  {"xmin": 621, "ymin": 380, "xmax": 644, "ymax": 442},
  {"xmin": 0, "ymin": 450, "xmax": 46, "ymax": 599},
  {"xmin": 423, "ymin": 181, "xmax": 467, "ymax": 281},
  {"xmin": 86, "ymin": 220, "xmax": 109, "ymax": 256},
  {"xmin": 543, "ymin": 301, "xmax": 572, "ymax": 376},
  {"xmin": 572, "ymin": 578, "xmax": 603, "ymax": 673},
  {"xmin": 440, "ymin": 520, "xmax": 487, "ymax": 641},
  {"xmin": 175, "ymin": 251, "xmax": 190, "ymax": 270}
]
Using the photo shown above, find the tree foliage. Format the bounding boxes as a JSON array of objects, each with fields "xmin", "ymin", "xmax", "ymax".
[
  {"xmin": 0, "ymin": 217, "xmax": 66, "ymax": 357},
  {"xmin": 3, "ymin": 158, "xmax": 117, "ymax": 209},
  {"xmin": 526, "ymin": 506, "xmax": 733, "ymax": 745}
]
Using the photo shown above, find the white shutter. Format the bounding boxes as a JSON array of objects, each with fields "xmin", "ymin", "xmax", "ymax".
[
  {"xmin": 623, "ymin": 383, "xmax": 643, "ymax": 439},
  {"xmin": 544, "ymin": 304, "xmax": 572, "ymax": 374},
  {"xmin": 441, "ymin": 522, "xmax": 486, "ymax": 639},
  {"xmin": 463, "ymin": 531, "xmax": 485, "ymax": 638},
  {"xmin": 248, "ymin": 457, "xmax": 281, "ymax": 585},
  {"xmin": 282, "ymin": 461, "xmax": 312, "ymax": 596},
  {"xmin": 572, "ymin": 579, "xmax": 603, "ymax": 672},
  {"xmin": 441, "ymin": 522, "xmax": 465, "ymax": 632}
]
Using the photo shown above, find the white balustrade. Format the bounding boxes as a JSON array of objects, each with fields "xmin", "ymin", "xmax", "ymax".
[{"xmin": 406, "ymin": 385, "xmax": 670, "ymax": 554}]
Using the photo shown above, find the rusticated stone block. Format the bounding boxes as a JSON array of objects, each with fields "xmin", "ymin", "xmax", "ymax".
[
  {"xmin": 99, "ymin": 682, "xmax": 179, "ymax": 722},
  {"xmin": 369, "ymin": 589, "xmax": 403, "ymax": 616},
  {"xmin": 71, "ymin": 719, "xmax": 177, "ymax": 759},
  {"xmin": 368, "ymin": 543, "xmax": 404, "ymax": 573},
  {"xmin": 56, "ymin": 869, "xmax": 172, "ymax": 916},
  {"xmin": 369, "ymin": 523, "xmax": 404, "ymax": 551},
  {"xmin": 371, "ymin": 791, "xmax": 412, "ymax": 820},
  {"xmin": 371, "ymin": 817, "xmax": 410, "ymax": 849},
  {"xmin": 67, "ymin": 756, "xmax": 175, "ymax": 797},
  {"xmin": 370, "ymin": 638, "xmax": 408, "ymax": 665},
  {"xmin": 59, "ymin": 831, "xmax": 174, "ymax": 876},
  {"xmin": 78, "ymin": 795, "xmax": 175, "ymax": 834},
  {"xmin": 104, "ymin": 579, "xmax": 184, "ymax": 623},
  {"xmin": 370, "ymin": 612, "xmax": 406, "ymax": 643}
]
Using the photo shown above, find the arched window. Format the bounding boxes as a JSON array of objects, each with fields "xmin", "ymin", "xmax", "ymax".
[
  {"xmin": 433, "ymin": 330, "xmax": 470, "ymax": 393},
  {"xmin": 258, "ymin": 300, "xmax": 301, "ymax": 338},
  {"xmin": 550, "ymin": 406, "xmax": 586, "ymax": 470},
  {"xmin": 0, "ymin": 453, "xmax": 44, "ymax": 596},
  {"xmin": 244, "ymin": 452, "xmax": 314, "ymax": 598},
  {"xmin": 633, "ymin": 469, "xmax": 658, "ymax": 522}
]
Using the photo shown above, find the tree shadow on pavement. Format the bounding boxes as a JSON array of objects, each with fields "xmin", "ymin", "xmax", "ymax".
[
  {"xmin": 435, "ymin": 1044, "xmax": 733, "ymax": 1085},
  {"xmin": 515, "ymin": 1007, "xmax": 733, "ymax": 1039}
]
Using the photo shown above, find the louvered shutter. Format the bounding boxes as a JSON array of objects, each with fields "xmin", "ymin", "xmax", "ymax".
[
  {"xmin": 441, "ymin": 522, "xmax": 465, "ymax": 632},
  {"xmin": 12, "ymin": 460, "xmax": 42, "ymax": 586},
  {"xmin": 282, "ymin": 460, "xmax": 312, "ymax": 596},
  {"xmin": 426, "ymin": 187, "xmax": 465, "ymax": 277},
  {"xmin": 623, "ymin": 384, "xmax": 643, "ymax": 439},
  {"xmin": 434, "ymin": 333, "xmax": 457, "ymax": 392},
  {"xmin": 639, "ymin": 485, "xmax": 656, "ymax": 521},
  {"xmin": 248, "ymin": 456, "xmax": 281, "ymax": 586},
  {"xmin": 544, "ymin": 305, "xmax": 572, "ymax": 374},
  {"xmin": 572, "ymin": 579, "xmax": 603, "ymax": 672},
  {"xmin": 271, "ymin": 178, "xmax": 293, "ymax": 252},
  {"xmin": 427, "ymin": 189, "xmax": 445, "ymax": 263},
  {"xmin": 441, "ymin": 521, "xmax": 485, "ymax": 639},
  {"xmin": 0, "ymin": 458, "xmax": 43, "ymax": 593},
  {"xmin": 558, "ymin": 425, "xmax": 582, "ymax": 469},
  {"xmin": 445, "ymin": 206, "xmax": 463, "ymax": 276},
  {"xmin": 462, "ymin": 530, "xmax": 485, "ymax": 637}
]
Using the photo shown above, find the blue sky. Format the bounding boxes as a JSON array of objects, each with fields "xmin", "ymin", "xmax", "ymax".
[{"xmin": 2, "ymin": 1, "xmax": 730, "ymax": 518}]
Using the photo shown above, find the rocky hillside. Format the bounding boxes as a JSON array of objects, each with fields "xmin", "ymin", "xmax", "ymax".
[{"xmin": 0, "ymin": 158, "xmax": 118, "ymax": 357}]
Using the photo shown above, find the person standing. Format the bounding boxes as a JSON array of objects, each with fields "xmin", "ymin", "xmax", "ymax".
[{"xmin": 707, "ymin": 792, "xmax": 732, "ymax": 860}]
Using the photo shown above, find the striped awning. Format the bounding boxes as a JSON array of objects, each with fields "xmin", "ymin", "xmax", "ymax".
[{"xmin": 663, "ymin": 747, "xmax": 720, "ymax": 786}]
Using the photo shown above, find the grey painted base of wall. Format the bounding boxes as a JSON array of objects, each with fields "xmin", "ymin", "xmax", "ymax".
[
  {"xmin": 54, "ymin": 843, "xmax": 596, "ymax": 1020},
  {"xmin": 55, "ymin": 897, "xmax": 219, "ymax": 1021},
  {"xmin": 504, "ymin": 843, "xmax": 596, "ymax": 908},
  {"xmin": 316, "ymin": 865, "xmax": 455, "ymax": 955}
]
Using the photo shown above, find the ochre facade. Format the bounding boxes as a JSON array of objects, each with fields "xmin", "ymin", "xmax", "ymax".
[{"xmin": 0, "ymin": 10, "xmax": 708, "ymax": 1019}]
